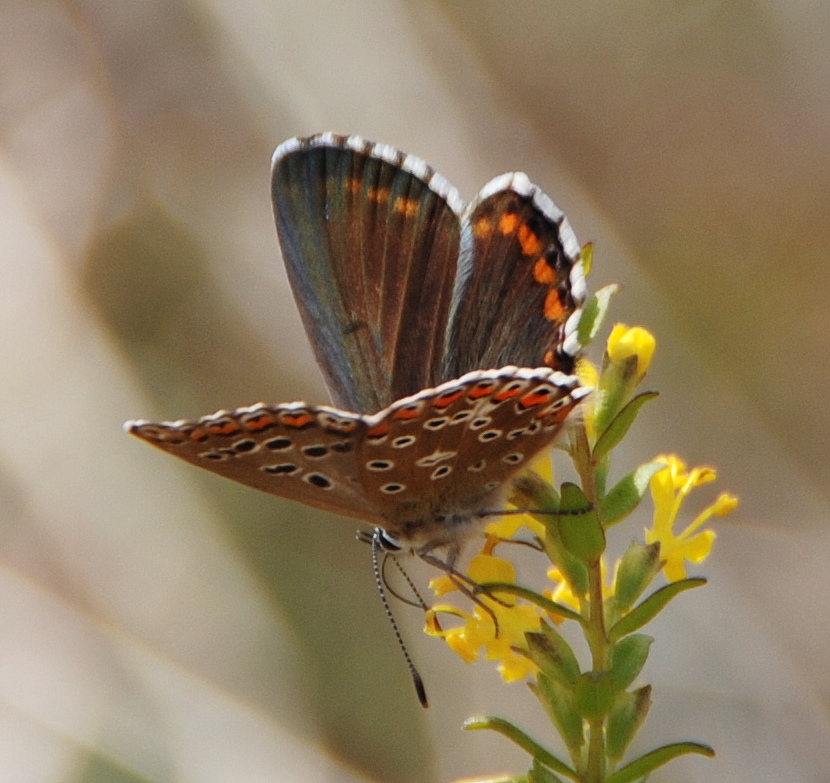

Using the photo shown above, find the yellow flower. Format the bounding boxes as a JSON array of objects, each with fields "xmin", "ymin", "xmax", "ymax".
[
  {"xmin": 646, "ymin": 455, "xmax": 736, "ymax": 581},
  {"xmin": 575, "ymin": 357, "xmax": 600, "ymax": 439},
  {"xmin": 594, "ymin": 324, "xmax": 657, "ymax": 435},
  {"xmin": 485, "ymin": 512, "xmax": 545, "ymax": 542},
  {"xmin": 606, "ymin": 324, "xmax": 656, "ymax": 380},
  {"xmin": 426, "ymin": 553, "xmax": 544, "ymax": 681},
  {"xmin": 545, "ymin": 565, "xmax": 582, "ymax": 620},
  {"xmin": 545, "ymin": 558, "xmax": 615, "ymax": 622}
]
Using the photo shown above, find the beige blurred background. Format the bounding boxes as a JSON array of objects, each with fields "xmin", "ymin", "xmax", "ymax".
[{"xmin": 2, "ymin": 1, "xmax": 829, "ymax": 781}]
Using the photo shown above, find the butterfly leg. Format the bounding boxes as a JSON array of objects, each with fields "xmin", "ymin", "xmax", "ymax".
[{"xmin": 417, "ymin": 549, "xmax": 506, "ymax": 638}]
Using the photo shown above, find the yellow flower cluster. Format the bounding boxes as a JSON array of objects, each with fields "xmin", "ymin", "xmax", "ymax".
[
  {"xmin": 426, "ymin": 544, "xmax": 544, "ymax": 682},
  {"xmin": 646, "ymin": 455, "xmax": 738, "ymax": 581}
]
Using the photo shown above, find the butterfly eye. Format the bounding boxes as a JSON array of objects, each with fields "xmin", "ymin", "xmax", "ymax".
[{"xmin": 375, "ymin": 529, "xmax": 403, "ymax": 552}]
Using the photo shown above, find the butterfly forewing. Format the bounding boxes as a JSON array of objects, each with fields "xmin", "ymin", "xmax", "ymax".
[
  {"xmin": 126, "ymin": 405, "xmax": 385, "ymax": 524},
  {"xmin": 443, "ymin": 174, "xmax": 586, "ymax": 380},
  {"xmin": 273, "ymin": 134, "xmax": 462, "ymax": 413}
]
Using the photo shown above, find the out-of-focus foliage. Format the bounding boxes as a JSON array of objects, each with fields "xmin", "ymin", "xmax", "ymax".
[{"xmin": 1, "ymin": 2, "xmax": 829, "ymax": 782}]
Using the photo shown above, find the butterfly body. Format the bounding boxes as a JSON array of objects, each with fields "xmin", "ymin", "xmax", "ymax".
[{"xmin": 127, "ymin": 133, "xmax": 589, "ymax": 558}]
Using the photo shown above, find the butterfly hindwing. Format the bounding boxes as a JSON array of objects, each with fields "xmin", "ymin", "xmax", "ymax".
[
  {"xmin": 443, "ymin": 174, "xmax": 586, "ymax": 380},
  {"xmin": 272, "ymin": 134, "xmax": 462, "ymax": 413},
  {"xmin": 125, "ymin": 367, "xmax": 585, "ymax": 536},
  {"xmin": 354, "ymin": 368, "xmax": 585, "ymax": 512}
]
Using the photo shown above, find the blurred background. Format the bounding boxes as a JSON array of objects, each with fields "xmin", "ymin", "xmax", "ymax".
[{"xmin": 2, "ymin": 1, "xmax": 829, "ymax": 781}]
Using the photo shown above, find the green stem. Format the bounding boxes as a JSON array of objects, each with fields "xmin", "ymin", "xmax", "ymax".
[
  {"xmin": 575, "ymin": 420, "xmax": 609, "ymax": 782},
  {"xmin": 573, "ymin": 424, "xmax": 597, "ymax": 504},
  {"xmin": 586, "ymin": 716, "xmax": 605, "ymax": 783},
  {"xmin": 584, "ymin": 558, "xmax": 608, "ymax": 782}
]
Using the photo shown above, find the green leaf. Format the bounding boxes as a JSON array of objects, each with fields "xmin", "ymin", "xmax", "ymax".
[
  {"xmin": 606, "ymin": 686, "xmax": 652, "ymax": 761},
  {"xmin": 532, "ymin": 675, "xmax": 585, "ymax": 752},
  {"xmin": 511, "ymin": 470, "xmax": 560, "ymax": 514},
  {"xmin": 609, "ymin": 578, "xmax": 707, "ymax": 642},
  {"xmin": 580, "ymin": 241, "xmax": 594, "ymax": 276},
  {"xmin": 593, "ymin": 355, "xmax": 639, "ymax": 434},
  {"xmin": 478, "ymin": 583, "xmax": 584, "ymax": 624},
  {"xmin": 600, "ymin": 459, "xmax": 667, "ymax": 527},
  {"xmin": 544, "ymin": 538, "xmax": 590, "ymax": 597},
  {"xmin": 605, "ymin": 742, "xmax": 715, "ymax": 783},
  {"xmin": 593, "ymin": 391, "xmax": 659, "ymax": 463},
  {"xmin": 613, "ymin": 542, "xmax": 661, "ymax": 610},
  {"xmin": 530, "ymin": 758, "xmax": 567, "ymax": 783},
  {"xmin": 464, "ymin": 716, "xmax": 578, "ymax": 780},
  {"xmin": 559, "ymin": 483, "xmax": 605, "ymax": 562},
  {"xmin": 609, "ymin": 634, "xmax": 653, "ymax": 690},
  {"xmin": 525, "ymin": 624, "xmax": 581, "ymax": 685},
  {"xmin": 509, "ymin": 472, "xmax": 589, "ymax": 595},
  {"xmin": 572, "ymin": 671, "xmax": 616, "ymax": 719},
  {"xmin": 576, "ymin": 282, "xmax": 618, "ymax": 346}
]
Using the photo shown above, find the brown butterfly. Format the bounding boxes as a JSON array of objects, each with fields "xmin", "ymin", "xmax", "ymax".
[{"xmin": 126, "ymin": 133, "xmax": 589, "ymax": 565}]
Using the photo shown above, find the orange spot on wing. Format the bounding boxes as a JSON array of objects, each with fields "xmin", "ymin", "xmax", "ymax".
[
  {"xmin": 190, "ymin": 428, "xmax": 209, "ymax": 442},
  {"xmin": 544, "ymin": 289, "xmax": 567, "ymax": 321},
  {"xmin": 244, "ymin": 413, "xmax": 277, "ymax": 431},
  {"xmin": 393, "ymin": 406, "xmax": 422, "ymax": 421},
  {"xmin": 394, "ymin": 196, "xmax": 420, "ymax": 216},
  {"xmin": 474, "ymin": 217, "xmax": 493, "ymax": 238},
  {"xmin": 518, "ymin": 390, "xmax": 554, "ymax": 409},
  {"xmin": 433, "ymin": 390, "xmax": 465, "ymax": 409},
  {"xmin": 499, "ymin": 212, "xmax": 520, "ymax": 236},
  {"xmin": 468, "ymin": 383, "xmax": 497, "ymax": 399},
  {"xmin": 367, "ymin": 421, "xmax": 390, "ymax": 438},
  {"xmin": 533, "ymin": 257, "xmax": 556, "ymax": 284},
  {"xmin": 207, "ymin": 420, "xmax": 241, "ymax": 436},
  {"xmin": 493, "ymin": 385, "xmax": 525, "ymax": 402},
  {"xmin": 282, "ymin": 412, "xmax": 314, "ymax": 429},
  {"xmin": 543, "ymin": 350, "xmax": 555, "ymax": 367},
  {"xmin": 518, "ymin": 223, "xmax": 543, "ymax": 257},
  {"xmin": 369, "ymin": 187, "xmax": 391, "ymax": 204}
]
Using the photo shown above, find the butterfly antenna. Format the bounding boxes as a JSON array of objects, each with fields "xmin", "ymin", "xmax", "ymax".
[
  {"xmin": 479, "ymin": 506, "xmax": 594, "ymax": 518},
  {"xmin": 383, "ymin": 555, "xmax": 431, "ymax": 610},
  {"xmin": 370, "ymin": 530, "xmax": 429, "ymax": 708}
]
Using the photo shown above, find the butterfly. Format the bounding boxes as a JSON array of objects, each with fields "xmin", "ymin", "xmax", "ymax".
[{"xmin": 126, "ymin": 132, "xmax": 589, "ymax": 564}]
